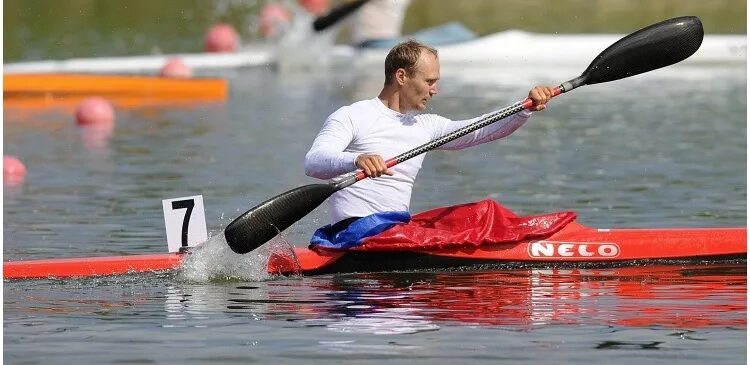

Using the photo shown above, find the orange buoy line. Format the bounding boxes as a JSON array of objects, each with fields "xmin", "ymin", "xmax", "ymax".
[
  {"xmin": 3, "ymin": 73, "xmax": 228, "ymax": 100},
  {"xmin": 3, "ymin": 94, "xmax": 225, "ymax": 110}
]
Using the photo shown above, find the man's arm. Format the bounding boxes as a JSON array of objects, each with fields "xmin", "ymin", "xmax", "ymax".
[
  {"xmin": 434, "ymin": 86, "xmax": 554, "ymax": 150},
  {"xmin": 304, "ymin": 117, "xmax": 360, "ymax": 179}
]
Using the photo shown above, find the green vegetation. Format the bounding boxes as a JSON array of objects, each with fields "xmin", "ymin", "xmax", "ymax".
[
  {"xmin": 3, "ymin": 0, "xmax": 746, "ymax": 61},
  {"xmin": 405, "ymin": 0, "xmax": 746, "ymax": 34}
]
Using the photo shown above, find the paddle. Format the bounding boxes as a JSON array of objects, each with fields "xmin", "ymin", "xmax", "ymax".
[
  {"xmin": 312, "ymin": 0, "xmax": 371, "ymax": 32},
  {"xmin": 225, "ymin": 16, "xmax": 705, "ymax": 254}
]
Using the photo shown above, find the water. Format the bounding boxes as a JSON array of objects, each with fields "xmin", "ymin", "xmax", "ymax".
[
  {"xmin": 4, "ymin": 265, "xmax": 746, "ymax": 364},
  {"xmin": 3, "ymin": 39, "xmax": 747, "ymax": 365}
]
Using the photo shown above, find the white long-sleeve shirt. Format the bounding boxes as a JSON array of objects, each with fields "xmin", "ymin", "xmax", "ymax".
[{"xmin": 305, "ymin": 97, "xmax": 532, "ymax": 224}]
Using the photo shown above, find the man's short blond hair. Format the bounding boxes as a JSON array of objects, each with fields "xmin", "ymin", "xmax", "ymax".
[{"xmin": 384, "ymin": 39, "xmax": 438, "ymax": 85}]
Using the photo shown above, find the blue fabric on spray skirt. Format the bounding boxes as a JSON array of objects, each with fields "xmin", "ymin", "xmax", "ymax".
[{"xmin": 310, "ymin": 211, "xmax": 411, "ymax": 250}]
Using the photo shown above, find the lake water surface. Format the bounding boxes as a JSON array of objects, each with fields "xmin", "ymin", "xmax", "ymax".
[{"xmin": 3, "ymin": 47, "xmax": 747, "ymax": 364}]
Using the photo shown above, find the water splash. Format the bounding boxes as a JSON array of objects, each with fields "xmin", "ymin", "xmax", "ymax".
[
  {"xmin": 274, "ymin": 7, "xmax": 338, "ymax": 72},
  {"xmin": 177, "ymin": 233, "xmax": 300, "ymax": 283}
]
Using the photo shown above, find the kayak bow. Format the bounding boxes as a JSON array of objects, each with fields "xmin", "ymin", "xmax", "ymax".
[{"xmin": 3, "ymin": 253, "xmax": 185, "ymax": 280}]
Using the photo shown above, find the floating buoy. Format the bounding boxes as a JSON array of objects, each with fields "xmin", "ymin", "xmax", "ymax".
[
  {"xmin": 299, "ymin": 0, "xmax": 329, "ymax": 15},
  {"xmin": 75, "ymin": 97, "xmax": 115, "ymax": 126},
  {"xmin": 204, "ymin": 23, "xmax": 240, "ymax": 53},
  {"xmin": 259, "ymin": 3, "xmax": 292, "ymax": 39},
  {"xmin": 159, "ymin": 57, "xmax": 193, "ymax": 78},
  {"xmin": 4, "ymin": 155, "xmax": 27, "ymax": 185},
  {"xmin": 80, "ymin": 123, "xmax": 115, "ymax": 152}
]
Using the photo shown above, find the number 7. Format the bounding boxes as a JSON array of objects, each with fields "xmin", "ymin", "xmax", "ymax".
[
  {"xmin": 171, "ymin": 199, "xmax": 195, "ymax": 247},
  {"xmin": 163, "ymin": 195, "xmax": 207, "ymax": 253}
]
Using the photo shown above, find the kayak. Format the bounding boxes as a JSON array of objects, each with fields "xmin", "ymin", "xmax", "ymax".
[
  {"xmin": 3, "ymin": 44, "xmax": 274, "ymax": 74},
  {"xmin": 4, "ymin": 30, "xmax": 744, "ymax": 75},
  {"xmin": 270, "ymin": 221, "xmax": 747, "ymax": 275},
  {"xmin": 3, "ymin": 253, "xmax": 185, "ymax": 280},
  {"xmin": 3, "ymin": 73, "xmax": 227, "ymax": 99},
  {"xmin": 330, "ymin": 31, "xmax": 747, "ymax": 69},
  {"xmin": 4, "ymin": 221, "xmax": 745, "ymax": 280}
]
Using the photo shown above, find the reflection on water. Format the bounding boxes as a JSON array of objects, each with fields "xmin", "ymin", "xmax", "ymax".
[
  {"xmin": 160, "ymin": 264, "xmax": 747, "ymax": 333},
  {"xmin": 4, "ymin": 264, "xmax": 745, "ymax": 362}
]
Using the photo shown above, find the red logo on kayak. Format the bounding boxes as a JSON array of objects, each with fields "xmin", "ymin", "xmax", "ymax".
[{"xmin": 527, "ymin": 241, "xmax": 620, "ymax": 259}]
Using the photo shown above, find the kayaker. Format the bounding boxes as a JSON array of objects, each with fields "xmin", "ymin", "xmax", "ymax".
[
  {"xmin": 304, "ymin": 39, "xmax": 554, "ymax": 241},
  {"xmin": 351, "ymin": 0, "xmax": 412, "ymax": 48}
]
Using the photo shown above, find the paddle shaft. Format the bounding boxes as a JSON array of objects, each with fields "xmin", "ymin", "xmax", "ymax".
[
  {"xmin": 336, "ymin": 86, "xmax": 565, "ymax": 187},
  {"xmin": 336, "ymin": 74, "xmax": 585, "ymax": 185}
]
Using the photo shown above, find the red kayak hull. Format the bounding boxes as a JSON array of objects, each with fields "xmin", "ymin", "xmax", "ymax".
[
  {"xmin": 3, "ymin": 253, "xmax": 185, "ymax": 280},
  {"xmin": 270, "ymin": 222, "xmax": 747, "ymax": 275},
  {"xmin": 4, "ymin": 222, "xmax": 746, "ymax": 279}
]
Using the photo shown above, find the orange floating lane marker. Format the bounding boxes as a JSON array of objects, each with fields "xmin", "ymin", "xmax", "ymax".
[{"xmin": 3, "ymin": 73, "xmax": 227, "ymax": 100}]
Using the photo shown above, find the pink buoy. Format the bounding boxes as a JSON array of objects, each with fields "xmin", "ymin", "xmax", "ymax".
[
  {"xmin": 204, "ymin": 23, "xmax": 240, "ymax": 53},
  {"xmin": 4, "ymin": 155, "xmax": 27, "ymax": 185},
  {"xmin": 259, "ymin": 3, "xmax": 292, "ymax": 39},
  {"xmin": 299, "ymin": 0, "xmax": 329, "ymax": 15},
  {"xmin": 80, "ymin": 123, "xmax": 115, "ymax": 152},
  {"xmin": 159, "ymin": 57, "xmax": 193, "ymax": 78},
  {"xmin": 75, "ymin": 97, "xmax": 115, "ymax": 126}
]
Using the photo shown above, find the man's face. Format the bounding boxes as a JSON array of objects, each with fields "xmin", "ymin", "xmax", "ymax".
[{"xmin": 399, "ymin": 51, "xmax": 440, "ymax": 112}]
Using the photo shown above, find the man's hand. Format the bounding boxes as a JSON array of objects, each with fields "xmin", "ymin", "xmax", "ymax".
[
  {"xmin": 527, "ymin": 86, "xmax": 556, "ymax": 111},
  {"xmin": 356, "ymin": 154, "xmax": 394, "ymax": 177}
]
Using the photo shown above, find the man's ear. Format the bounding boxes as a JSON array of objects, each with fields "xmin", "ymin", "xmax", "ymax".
[{"xmin": 395, "ymin": 68, "xmax": 407, "ymax": 86}]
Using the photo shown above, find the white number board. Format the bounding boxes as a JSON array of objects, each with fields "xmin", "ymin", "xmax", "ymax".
[{"xmin": 162, "ymin": 195, "xmax": 208, "ymax": 252}]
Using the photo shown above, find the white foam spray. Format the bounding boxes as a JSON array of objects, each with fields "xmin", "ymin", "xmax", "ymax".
[{"xmin": 177, "ymin": 233, "xmax": 300, "ymax": 283}]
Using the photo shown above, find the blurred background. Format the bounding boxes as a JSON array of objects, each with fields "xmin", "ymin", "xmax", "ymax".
[{"xmin": 4, "ymin": 0, "xmax": 746, "ymax": 62}]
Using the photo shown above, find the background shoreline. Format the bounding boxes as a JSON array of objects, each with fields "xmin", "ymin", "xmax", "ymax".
[{"xmin": 4, "ymin": 0, "xmax": 746, "ymax": 62}]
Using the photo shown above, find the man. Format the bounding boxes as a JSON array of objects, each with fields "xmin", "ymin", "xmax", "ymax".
[
  {"xmin": 305, "ymin": 40, "xmax": 554, "ymax": 237},
  {"xmin": 351, "ymin": 0, "xmax": 412, "ymax": 48}
]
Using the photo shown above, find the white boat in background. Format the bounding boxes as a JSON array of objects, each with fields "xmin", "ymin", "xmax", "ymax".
[
  {"xmin": 333, "ymin": 30, "xmax": 746, "ymax": 68},
  {"xmin": 3, "ymin": 44, "xmax": 275, "ymax": 75},
  {"xmin": 4, "ymin": 26, "xmax": 746, "ymax": 75}
]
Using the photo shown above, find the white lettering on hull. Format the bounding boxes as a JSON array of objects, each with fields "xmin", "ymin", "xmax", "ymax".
[{"xmin": 528, "ymin": 241, "xmax": 620, "ymax": 259}]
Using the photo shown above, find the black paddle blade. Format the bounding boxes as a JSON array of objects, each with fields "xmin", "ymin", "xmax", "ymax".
[
  {"xmin": 224, "ymin": 184, "xmax": 337, "ymax": 254},
  {"xmin": 312, "ymin": 0, "xmax": 370, "ymax": 32},
  {"xmin": 582, "ymin": 16, "xmax": 704, "ymax": 86}
]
